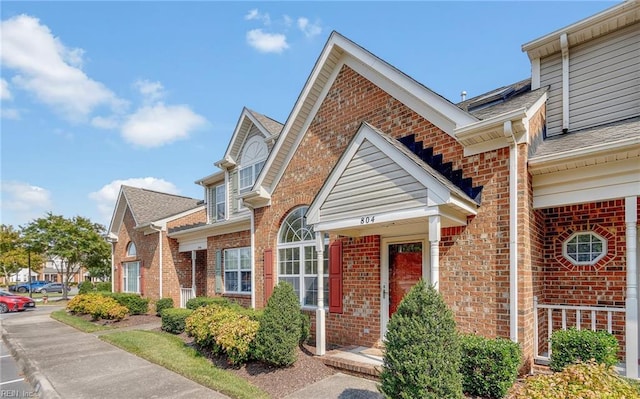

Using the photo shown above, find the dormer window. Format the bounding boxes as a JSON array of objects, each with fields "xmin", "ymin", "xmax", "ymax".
[{"xmin": 239, "ymin": 136, "xmax": 267, "ymax": 194}]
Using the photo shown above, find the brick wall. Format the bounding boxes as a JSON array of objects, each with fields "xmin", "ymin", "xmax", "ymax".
[
  {"xmin": 253, "ymin": 64, "xmax": 514, "ymax": 348},
  {"xmin": 167, "ymin": 208, "xmax": 206, "ymax": 230},
  {"xmin": 206, "ymin": 230, "xmax": 251, "ymax": 307}
]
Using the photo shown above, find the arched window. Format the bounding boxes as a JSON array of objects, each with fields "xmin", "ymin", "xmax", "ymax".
[
  {"xmin": 239, "ymin": 136, "xmax": 268, "ymax": 193},
  {"xmin": 277, "ymin": 207, "xmax": 328, "ymax": 307},
  {"xmin": 126, "ymin": 242, "xmax": 137, "ymax": 257}
]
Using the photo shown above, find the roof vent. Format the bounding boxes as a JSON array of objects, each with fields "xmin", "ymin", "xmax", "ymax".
[{"xmin": 461, "ymin": 91, "xmax": 467, "ymax": 102}]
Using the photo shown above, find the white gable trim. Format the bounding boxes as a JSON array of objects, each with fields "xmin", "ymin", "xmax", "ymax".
[
  {"xmin": 253, "ymin": 32, "xmax": 477, "ymax": 207},
  {"xmin": 108, "ymin": 187, "xmax": 137, "ymax": 238},
  {"xmin": 216, "ymin": 108, "xmax": 273, "ymax": 169},
  {"xmin": 306, "ymin": 123, "xmax": 476, "ymax": 228}
]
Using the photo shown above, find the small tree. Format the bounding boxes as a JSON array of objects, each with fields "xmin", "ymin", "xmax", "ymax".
[
  {"xmin": 380, "ymin": 280, "xmax": 463, "ymax": 399},
  {"xmin": 0, "ymin": 225, "xmax": 44, "ymax": 287},
  {"xmin": 253, "ymin": 281, "xmax": 302, "ymax": 366}
]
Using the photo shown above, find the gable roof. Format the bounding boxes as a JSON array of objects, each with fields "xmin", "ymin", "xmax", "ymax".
[
  {"xmin": 244, "ymin": 31, "xmax": 479, "ymax": 208},
  {"xmin": 108, "ymin": 185, "xmax": 202, "ymax": 237},
  {"xmin": 216, "ymin": 107, "xmax": 283, "ymax": 169},
  {"xmin": 306, "ymin": 123, "xmax": 478, "ymax": 233}
]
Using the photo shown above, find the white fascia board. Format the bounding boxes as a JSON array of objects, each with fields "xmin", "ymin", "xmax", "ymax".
[
  {"xmin": 455, "ymin": 108, "xmax": 527, "ymax": 139},
  {"xmin": 178, "ymin": 238, "xmax": 208, "ymax": 253},
  {"xmin": 529, "ymin": 137, "xmax": 640, "ymax": 172},
  {"xmin": 533, "ymin": 182, "xmax": 640, "ymax": 209},
  {"xmin": 168, "ymin": 215, "xmax": 251, "ymax": 240},
  {"xmin": 108, "ymin": 187, "xmax": 135, "ymax": 237},
  {"xmin": 195, "ymin": 170, "xmax": 225, "ymax": 186},
  {"xmin": 154, "ymin": 205, "xmax": 207, "ymax": 228},
  {"xmin": 313, "ymin": 206, "xmax": 440, "ymax": 232},
  {"xmin": 219, "ymin": 107, "xmax": 252, "ymax": 166}
]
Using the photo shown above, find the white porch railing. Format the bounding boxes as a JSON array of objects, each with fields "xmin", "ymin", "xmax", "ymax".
[
  {"xmin": 533, "ymin": 296, "xmax": 626, "ymax": 363},
  {"xmin": 180, "ymin": 287, "xmax": 196, "ymax": 308}
]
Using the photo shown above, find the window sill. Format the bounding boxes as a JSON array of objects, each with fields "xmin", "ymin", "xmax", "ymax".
[{"xmin": 223, "ymin": 292, "xmax": 251, "ymax": 296}]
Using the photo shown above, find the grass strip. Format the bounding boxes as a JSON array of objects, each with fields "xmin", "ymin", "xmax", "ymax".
[
  {"xmin": 100, "ymin": 330, "xmax": 268, "ymax": 399},
  {"xmin": 50, "ymin": 309, "xmax": 114, "ymax": 333}
]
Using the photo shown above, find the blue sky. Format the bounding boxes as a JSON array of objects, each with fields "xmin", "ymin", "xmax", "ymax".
[{"xmin": 1, "ymin": 1, "xmax": 615, "ymax": 229}]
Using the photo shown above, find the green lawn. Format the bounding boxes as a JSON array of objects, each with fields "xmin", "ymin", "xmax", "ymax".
[
  {"xmin": 101, "ymin": 330, "xmax": 268, "ymax": 399},
  {"xmin": 50, "ymin": 309, "xmax": 114, "ymax": 333}
]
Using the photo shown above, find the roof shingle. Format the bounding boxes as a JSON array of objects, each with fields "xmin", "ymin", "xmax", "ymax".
[{"xmin": 122, "ymin": 185, "xmax": 202, "ymax": 227}]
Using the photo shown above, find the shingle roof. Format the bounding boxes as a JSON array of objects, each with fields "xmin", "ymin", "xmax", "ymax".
[
  {"xmin": 531, "ymin": 116, "xmax": 640, "ymax": 159},
  {"xmin": 121, "ymin": 185, "xmax": 202, "ymax": 227},
  {"xmin": 457, "ymin": 79, "xmax": 547, "ymax": 120},
  {"xmin": 248, "ymin": 109, "xmax": 283, "ymax": 137}
]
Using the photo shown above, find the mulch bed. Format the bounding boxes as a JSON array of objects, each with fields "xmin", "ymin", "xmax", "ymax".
[{"xmin": 76, "ymin": 312, "xmax": 160, "ymax": 328}]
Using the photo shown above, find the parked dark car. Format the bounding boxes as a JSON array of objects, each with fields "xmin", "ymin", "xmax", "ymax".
[
  {"xmin": 33, "ymin": 283, "xmax": 68, "ymax": 294},
  {"xmin": 0, "ymin": 290, "xmax": 36, "ymax": 313},
  {"xmin": 8, "ymin": 281, "xmax": 50, "ymax": 293}
]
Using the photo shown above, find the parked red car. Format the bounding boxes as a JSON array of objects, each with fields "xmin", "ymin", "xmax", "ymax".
[{"xmin": 0, "ymin": 290, "xmax": 36, "ymax": 313}]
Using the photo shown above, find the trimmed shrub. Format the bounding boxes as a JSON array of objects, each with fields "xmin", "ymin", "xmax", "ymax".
[
  {"xmin": 103, "ymin": 292, "xmax": 149, "ymax": 315},
  {"xmin": 95, "ymin": 282, "xmax": 111, "ymax": 292},
  {"xmin": 161, "ymin": 308, "xmax": 193, "ymax": 334},
  {"xmin": 380, "ymin": 280, "xmax": 463, "ymax": 399},
  {"xmin": 253, "ymin": 281, "xmax": 302, "ymax": 367},
  {"xmin": 186, "ymin": 296, "xmax": 230, "ymax": 310},
  {"xmin": 550, "ymin": 328, "xmax": 619, "ymax": 372},
  {"xmin": 155, "ymin": 298, "xmax": 174, "ymax": 316},
  {"xmin": 67, "ymin": 293, "xmax": 128, "ymax": 321},
  {"xmin": 510, "ymin": 360, "xmax": 640, "ymax": 399},
  {"xmin": 78, "ymin": 281, "xmax": 94, "ymax": 294},
  {"xmin": 184, "ymin": 304, "xmax": 259, "ymax": 365},
  {"xmin": 460, "ymin": 334, "xmax": 522, "ymax": 399}
]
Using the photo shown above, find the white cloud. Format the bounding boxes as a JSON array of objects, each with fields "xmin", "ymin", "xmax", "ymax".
[
  {"xmin": 297, "ymin": 17, "xmax": 322, "ymax": 38},
  {"xmin": 1, "ymin": 108, "xmax": 20, "ymax": 120},
  {"xmin": 121, "ymin": 103, "xmax": 207, "ymax": 147},
  {"xmin": 134, "ymin": 79, "xmax": 165, "ymax": 104},
  {"xmin": 245, "ymin": 9, "xmax": 270, "ymax": 25},
  {"xmin": 283, "ymin": 15, "xmax": 293, "ymax": 27},
  {"xmin": 0, "ymin": 14, "xmax": 125, "ymax": 121},
  {"xmin": 246, "ymin": 29, "xmax": 289, "ymax": 54},
  {"xmin": 1, "ymin": 79, "xmax": 11, "ymax": 100},
  {"xmin": 91, "ymin": 115, "xmax": 120, "ymax": 129},
  {"xmin": 0, "ymin": 181, "xmax": 53, "ymax": 226},
  {"xmin": 90, "ymin": 178, "xmax": 180, "ymax": 224}
]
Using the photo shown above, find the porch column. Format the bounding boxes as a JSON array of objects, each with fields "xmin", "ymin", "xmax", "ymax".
[
  {"xmin": 625, "ymin": 196, "xmax": 638, "ymax": 379},
  {"xmin": 191, "ymin": 250, "xmax": 196, "ymax": 296},
  {"xmin": 315, "ymin": 231, "xmax": 326, "ymax": 356},
  {"xmin": 429, "ymin": 215, "xmax": 441, "ymax": 290}
]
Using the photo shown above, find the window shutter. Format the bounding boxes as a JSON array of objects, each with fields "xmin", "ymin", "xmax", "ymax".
[
  {"xmin": 329, "ymin": 241, "xmax": 343, "ymax": 314},
  {"xmin": 215, "ymin": 250, "xmax": 223, "ymax": 294},
  {"xmin": 264, "ymin": 249, "xmax": 274, "ymax": 304},
  {"xmin": 231, "ymin": 170, "xmax": 239, "ymax": 214}
]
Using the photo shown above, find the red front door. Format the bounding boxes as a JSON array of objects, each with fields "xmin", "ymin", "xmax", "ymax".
[{"xmin": 389, "ymin": 242, "xmax": 423, "ymax": 316}]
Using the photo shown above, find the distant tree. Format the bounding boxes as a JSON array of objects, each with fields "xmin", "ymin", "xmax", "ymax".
[
  {"xmin": 22, "ymin": 213, "xmax": 110, "ymax": 299},
  {"xmin": 0, "ymin": 225, "xmax": 44, "ymax": 286}
]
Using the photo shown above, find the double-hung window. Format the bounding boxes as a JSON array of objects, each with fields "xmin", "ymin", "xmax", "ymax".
[
  {"xmin": 278, "ymin": 207, "xmax": 328, "ymax": 307},
  {"xmin": 215, "ymin": 184, "xmax": 225, "ymax": 221},
  {"xmin": 239, "ymin": 161, "xmax": 265, "ymax": 193},
  {"xmin": 224, "ymin": 247, "xmax": 251, "ymax": 293},
  {"xmin": 122, "ymin": 261, "xmax": 140, "ymax": 293}
]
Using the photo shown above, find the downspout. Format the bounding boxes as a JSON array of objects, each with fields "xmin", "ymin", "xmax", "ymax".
[
  {"xmin": 150, "ymin": 224, "xmax": 163, "ymax": 298},
  {"xmin": 250, "ymin": 211, "xmax": 256, "ymax": 309},
  {"xmin": 505, "ymin": 120, "xmax": 519, "ymax": 343}
]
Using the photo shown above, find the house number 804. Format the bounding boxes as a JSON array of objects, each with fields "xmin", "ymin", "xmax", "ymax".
[{"xmin": 360, "ymin": 216, "xmax": 375, "ymax": 224}]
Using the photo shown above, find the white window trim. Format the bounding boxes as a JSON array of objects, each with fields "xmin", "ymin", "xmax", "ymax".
[
  {"xmin": 562, "ymin": 231, "xmax": 607, "ymax": 265},
  {"xmin": 122, "ymin": 261, "xmax": 140, "ymax": 293},
  {"xmin": 215, "ymin": 184, "xmax": 226, "ymax": 221},
  {"xmin": 126, "ymin": 242, "xmax": 137, "ymax": 257},
  {"xmin": 277, "ymin": 241, "xmax": 329, "ymax": 309},
  {"xmin": 223, "ymin": 247, "xmax": 251, "ymax": 294}
]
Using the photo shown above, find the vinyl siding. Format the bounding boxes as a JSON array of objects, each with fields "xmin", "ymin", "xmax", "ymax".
[
  {"xmin": 319, "ymin": 140, "xmax": 427, "ymax": 222},
  {"xmin": 540, "ymin": 52, "xmax": 563, "ymax": 136},
  {"xmin": 569, "ymin": 23, "xmax": 640, "ymax": 131}
]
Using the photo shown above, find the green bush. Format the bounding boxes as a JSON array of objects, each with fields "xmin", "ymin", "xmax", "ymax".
[
  {"xmin": 78, "ymin": 281, "xmax": 94, "ymax": 294},
  {"xmin": 155, "ymin": 298, "xmax": 174, "ymax": 316},
  {"xmin": 186, "ymin": 296, "xmax": 231, "ymax": 310},
  {"xmin": 66, "ymin": 293, "xmax": 128, "ymax": 321},
  {"xmin": 95, "ymin": 282, "xmax": 111, "ymax": 292},
  {"xmin": 103, "ymin": 292, "xmax": 149, "ymax": 315},
  {"xmin": 253, "ymin": 281, "xmax": 302, "ymax": 367},
  {"xmin": 299, "ymin": 313, "xmax": 311, "ymax": 344},
  {"xmin": 380, "ymin": 280, "xmax": 463, "ymax": 399},
  {"xmin": 184, "ymin": 305, "xmax": 259, "ymax": 365},
  {"xmin": 550, "ymin": 328, "xmax": 619, "ymax": 372},
  {"xmin": 161, "ymin": 308, "xmax": 193, "ymax": 334},
  {"xmin": 510, "ymin": 360, "xmax": 640, "ymax": 399},
  {"xmin": 460, "ymin": 334, "xmax": 522, "ymax": 398}
]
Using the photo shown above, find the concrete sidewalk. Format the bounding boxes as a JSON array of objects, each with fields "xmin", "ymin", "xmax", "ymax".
[
  {"xmin": 0, "ymin": 307, "xmax": 229, "ymax": 399},
  {"xmin": 1, "ymin": 307, "xmax": 382, "ymax": 399}
]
